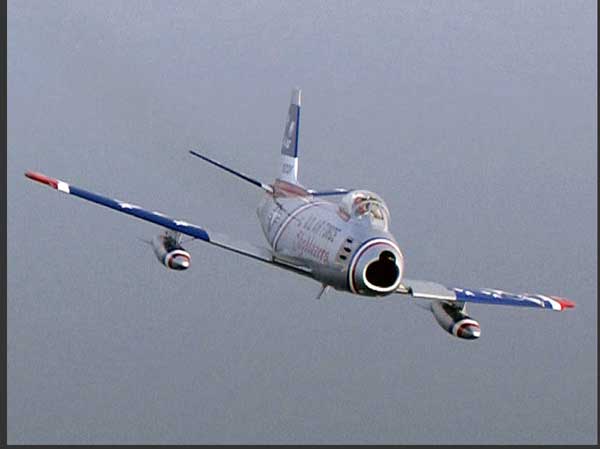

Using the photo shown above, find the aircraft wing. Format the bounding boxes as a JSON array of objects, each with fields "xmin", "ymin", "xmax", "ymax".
[
  {"xmin": 396, "ymin": 278, "xmax": 575, "ymax": 311},
  {"xmin": 25, "ymin": 171, "xmax": 312, "ymax": 277}
]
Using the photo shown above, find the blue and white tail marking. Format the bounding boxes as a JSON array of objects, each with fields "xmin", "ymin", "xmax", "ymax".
[{"xmin": 279, "ymin": 87, "xmax": 301, "ymax": 184}]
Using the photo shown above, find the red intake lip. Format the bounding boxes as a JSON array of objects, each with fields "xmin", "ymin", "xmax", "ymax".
[
  {"xmin": 349, "ymin": 239, "xmax": 403, "ymax": 294},
  {"xmin": 350, "ymin": 241, "xmax": 391, "ymax": 293}
]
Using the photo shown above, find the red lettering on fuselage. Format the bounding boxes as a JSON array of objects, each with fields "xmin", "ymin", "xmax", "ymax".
[{"xmin": 295, "ymin": 230, "xmax": 330, "ymax": 265}]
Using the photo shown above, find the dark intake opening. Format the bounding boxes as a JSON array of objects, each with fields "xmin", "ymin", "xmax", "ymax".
[{"xmin": 365, "ymin": 251, "xmax": 399, "ymax": 288}]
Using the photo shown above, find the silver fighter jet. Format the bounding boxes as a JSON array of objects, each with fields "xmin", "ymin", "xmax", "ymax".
[{"xmin": 25, "ymin": 88, "xmax": 574, "ymax": 340}]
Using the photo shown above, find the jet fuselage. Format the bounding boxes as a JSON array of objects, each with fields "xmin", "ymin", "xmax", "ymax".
[{"xmin": 257, "ymin": 180, "xmax": 404, "ymax": 296}]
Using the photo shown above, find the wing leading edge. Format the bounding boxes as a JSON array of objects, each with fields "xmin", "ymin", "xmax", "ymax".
[
  {"xmin": 25, "ymin": 171, "xmax": 311, "ymax": 277},
  {"xmin": 397, "ymin": 278, "xmax": 575, "ymax": 311}
]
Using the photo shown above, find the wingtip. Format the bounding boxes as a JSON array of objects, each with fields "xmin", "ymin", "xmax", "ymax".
[
  {"xmin": 25, "ymin": 171, "xmax": 58, "ymax": 189},
  {"xmin": 550, "ymin": 296, "xmax": 576, "ymax": 310}
]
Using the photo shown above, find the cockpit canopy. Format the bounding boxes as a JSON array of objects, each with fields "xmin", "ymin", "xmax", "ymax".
[{"xmin": 339, "ymin": 190, "xmax": 390, "ymax": 229}]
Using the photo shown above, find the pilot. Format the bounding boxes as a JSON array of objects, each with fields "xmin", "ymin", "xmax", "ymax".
[{"xmin": 354, "ymin": 196, "xmax": 370, "ymax": 216}]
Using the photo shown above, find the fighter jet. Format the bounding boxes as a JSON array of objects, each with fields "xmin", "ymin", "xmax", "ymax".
[{"xmin": 25, "ymin": 88, "xmax": 574, "ymax": 340}]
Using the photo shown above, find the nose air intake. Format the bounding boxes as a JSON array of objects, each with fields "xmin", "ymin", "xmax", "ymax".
[
  {"xmin": 364, "ymin": 251, "xmax": 400, "ymax": 290},
  {"xmin": 348, "ymin": 239, "xmax": 404, "ymax": 296}
]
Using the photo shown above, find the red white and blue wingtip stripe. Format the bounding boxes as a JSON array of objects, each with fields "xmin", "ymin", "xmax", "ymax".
[
  {"xmin": 25, "ymin": 171, "xmax": 211, "ymax": 242},
  {"xmin": 25, "ymin": 171, "xmax": 71, "ymax": 193},
  {"xmin": 453, "ymin": 287, "xmax": 575, "ymax": 311}
]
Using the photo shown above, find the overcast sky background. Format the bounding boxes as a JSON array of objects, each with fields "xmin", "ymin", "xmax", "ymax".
[{"xmin": 8, "ymin": 0, "xmax": 597, "ymax": 444}]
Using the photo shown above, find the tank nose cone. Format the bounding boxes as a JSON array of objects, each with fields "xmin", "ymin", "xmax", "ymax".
[
  {"xmin": 457, "ymin": 323, "xmax": 481, "ymax": 340},
  {"xmin": 169, "ymin": 254, "xmax": 190, "ymax": 270}
]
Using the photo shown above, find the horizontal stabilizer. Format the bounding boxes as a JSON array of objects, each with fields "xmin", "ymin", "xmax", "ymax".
[
  {"xmin": 307, "ymin": 188, "xmax": 351, "ymax": 197},
  {"xmin": 189, "ymin": 150, "xmax": 272, "ymax": 192}
]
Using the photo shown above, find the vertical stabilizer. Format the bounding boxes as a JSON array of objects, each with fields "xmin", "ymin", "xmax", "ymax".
[{"xmin": 279, "ymin": 87, "xmax": 301, "ymax": 184}]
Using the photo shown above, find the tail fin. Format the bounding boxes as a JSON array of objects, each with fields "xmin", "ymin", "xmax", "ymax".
[{"xmin": 279, "ymin": 87, "xmax": 301, "ymax": 184}]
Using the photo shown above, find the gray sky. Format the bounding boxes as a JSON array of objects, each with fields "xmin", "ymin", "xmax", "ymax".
[{"xmin": 8, "ymin": 0, "xmax": 597, "ymax": 444}]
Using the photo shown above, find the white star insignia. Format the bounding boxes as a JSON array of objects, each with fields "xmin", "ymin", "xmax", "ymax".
[
  {"xmin": 118, "ymin": 202, "xmax": 139, "ymax": 210},
  {"xmin": 174, "ymin": 220, "xmax": 192, "ymax": 227}
]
